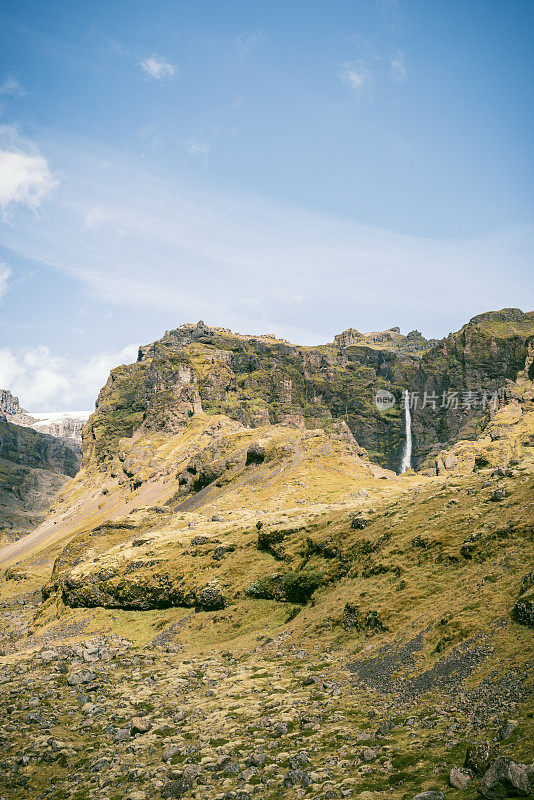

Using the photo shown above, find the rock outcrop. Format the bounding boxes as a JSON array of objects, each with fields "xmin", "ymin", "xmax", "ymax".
[{"xmin": 0, "ymin": 418, "xmax": 78, "ymax": 542}]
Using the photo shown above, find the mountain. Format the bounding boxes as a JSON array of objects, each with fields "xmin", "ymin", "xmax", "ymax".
[
  {"xmin": 0, "ymin": 309, "xmax": 533, "ymax": 800},
  {"xmin": 81, "ymin": 320, "xmax": 436, "ymax": 476},
  {"xmin": 0, "ymin": 390, "xmax": 89, "ymax": 454},
  {"xmin": 0, "ymin": 416, "xmax": 79, "ymax": 545}
]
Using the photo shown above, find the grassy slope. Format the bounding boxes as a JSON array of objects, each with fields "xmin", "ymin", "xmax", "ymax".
[{"xmin": 0, "ymin": 405, "xmax": 532, "ymax": 800}]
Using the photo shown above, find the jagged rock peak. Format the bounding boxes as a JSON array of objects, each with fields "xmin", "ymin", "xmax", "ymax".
[
  {"xmin": 334, "ymin": 326, "xmax": 438, "ymax": 354},
  {"xmin": 0, "ymin": 388, "xmax": 23, "ymax": 416}
]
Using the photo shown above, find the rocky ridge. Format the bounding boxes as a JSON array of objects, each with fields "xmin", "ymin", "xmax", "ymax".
[{"xmin": 0, "ymin": 390, "xmax": 87, "ymax": 455}]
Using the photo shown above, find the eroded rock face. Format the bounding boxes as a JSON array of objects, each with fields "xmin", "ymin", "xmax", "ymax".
[
  {"xmin": 0, "ymin": 417, "xmax": 78, "ymax": 539},
  {"xmin": 410, "ymin": 309, "xmax": 534, "ymax": 468},
  {"xmin": 82, "ymin": 322, "xmax": 429, "ymax": 472},
  {"xmin": 81, "ymin": 311, "xmax": 534, "ymax": 477}
]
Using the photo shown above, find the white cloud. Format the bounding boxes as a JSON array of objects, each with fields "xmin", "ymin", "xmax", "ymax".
[
  {"xmin": 1, "ymin": 139, "xmax": 533, "ymax": 349},
  {"xmin": 140, "ymin": 56, "xmax": 177, "ymax": 81},
  {"xmin": 390, "ymin": 49, "xmax": 407, "ymax": 82},
  {"xmin": 0, "ymin": 76, "xmax": 25, "ymax": 97},
  {"xmin": 0, "ymin": 343, "xmax": 138, "ymax": 411},
  {"xmin": 0, "ymin": 263, "xmax": 10, "ymax": 301},
  {"xmin": 76, "ymin": 344, "xmax": 139, "ymax": 399},
  {"xmin": 186, "ymin": 139, "xmax": 210, "ymax": 158},
  {"xmin": 339, "ymin": 62, "xmax": 371, "ymax": 96},
  {"xmin": 0, "ymin": 128, "xmax": 57, "ymax": 213},
  {"xmin": 84, "ymin": 207, "xmax": 110, "ymax": 230}
]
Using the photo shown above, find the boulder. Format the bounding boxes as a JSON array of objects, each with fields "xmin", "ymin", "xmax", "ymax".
[
  {"xmin": 450, "ymin": 766, "xmax": 475, "ymax": 788},
  {"xmin": 497, "ymin": 720, "xmax": 518, "ymax": 740},
  {"xmin": 196, "ymin": 585, "xmax": 225, "ymax": 611},
  {"xmin": 513, "ymin": 598, "xmax": 534, "ymax": 628},
  {"xmin": 67, "ymin": 669, "xmax": 98, "ymax": 686},
  {"xmin": 162, "ymin": 746, "xmax": 180, "ymax": 762},
  {"xmin": 478, "ymin": 757, "xmax": 532, "ymax": 799}
]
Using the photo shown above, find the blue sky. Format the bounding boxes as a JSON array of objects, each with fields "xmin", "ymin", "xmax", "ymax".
[{"xmin": 0, "ymin": 0, "xmax": 532, "ymax": 410}]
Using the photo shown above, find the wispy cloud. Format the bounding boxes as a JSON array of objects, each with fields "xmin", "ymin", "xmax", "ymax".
[
  {"xmin": 1, "ymin": 139, "xmax": 532, "ymax": 348},
  {"xmin": 0, "ymin": 263, "xmax": 10, "ymax": 301},
  {"xmin": 339, "ymin": 45, "xmax": 407, "ymax": 101},
  {"xmin": 0, "ymin": 342, "xmax": 138, "ymax": 410},
  {"xmin": 235, "ymin": 30, "xmax": 265, "ymax": 59},
  {"xmin": 0, "ymin": 76, "xmax": 25, "ymax": 97},
  {"xmin": 0, "ymin": 128, "xmax": 57, "ymax": 214},
  {"xmin": 139, "ymin": 55, "xmax": 177, "ymax": 81},
  {"xmin": 390, "ymin": 49, "xmax": 407, "ymax": 82},
  {"xmin": 339, "ymin": 61, "xmax": 371, "ymax": 96},
  {"xmin": 186, "ymin": 139, "xmax": 210, "ymax": 158}
]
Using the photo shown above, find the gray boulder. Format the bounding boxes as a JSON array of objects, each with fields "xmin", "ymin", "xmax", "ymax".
[{"xmin": 478, "ymin": 757, "xmax": 532, "ymax": 799}]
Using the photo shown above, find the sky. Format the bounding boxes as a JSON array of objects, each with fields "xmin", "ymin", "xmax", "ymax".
[{"xmin": 0, "ymin": 0, "xmax": 532, "ymax": 411}]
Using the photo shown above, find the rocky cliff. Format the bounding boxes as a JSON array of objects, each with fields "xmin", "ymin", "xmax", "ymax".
[
  {"xmin": 82, "ymin": 312, "xmax": 534, "ymax": 478},
  {"xmin": 0, "ymin": 390, "xmax": 88, "ymax": 454},
  {"xmin": 83, "ymin": 322, "xmax": 434, "ymax": 475},
  {"xmin": 0, "ymin": 418, "xmax": 78, "ymax": 542},
  {"xmin": 409, "ymin": 309, "xmax": 534, "ymax": 468}
]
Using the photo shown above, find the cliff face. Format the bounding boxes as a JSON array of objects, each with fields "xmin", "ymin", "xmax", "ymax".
[
  {"xmin": 0, "ymin": 390, "xmax": 87, "ymax": 454},
  {"xmin": 83, "ymin": 323, "xmax": 431, "ymax": 473},
  {"xmin": 83, "ymin": 311, "xmax": 534, "ymax": 476},
  {"xmin": 0, "ymin": 418, "xmax": 78, "ymax": 541},
  {"xmin": 409, "ymin": 309, "xmax": 534, "ymax": 467}
]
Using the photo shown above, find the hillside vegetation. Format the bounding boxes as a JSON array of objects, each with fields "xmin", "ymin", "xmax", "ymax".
[{"xmin": 0, "ymin": 309, "xmax": 533, "ymax": 800}]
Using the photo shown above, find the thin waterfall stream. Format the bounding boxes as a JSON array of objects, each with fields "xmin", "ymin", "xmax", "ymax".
[{"xmin": 400, "ymin": 389, "xmax": 412, "ymax": 473}]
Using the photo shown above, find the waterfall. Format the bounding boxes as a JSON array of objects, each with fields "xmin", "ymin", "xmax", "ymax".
[{"xmin": 400, "ymin": 389, "xmax": 412, "ymax": 473}]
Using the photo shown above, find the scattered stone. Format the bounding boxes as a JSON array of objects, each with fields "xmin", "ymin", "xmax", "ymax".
[
  {"xmin": 130, "ymin": 716, "xmax": 152, "ymax": 735},
  {"xmin": 161, "ymin": 775, "xmax": 193, "ymax": 799},
  {"xmin": 190, "ymin": 535, "xmax": 210, "ymax": 546},
  {"xmin": 163, "ymin": 746, "xmax": 180, "ymax": 762},
  {"xmin": 67, "ymin": 669, "xmax": 98, "ymax": 686},
  {"xmin": 450, "ymin": 766, "xmax": 475, "ymax": 788},
  {"xmin": 497, "ymin": 719, "xmax": 518, "ymax": 740},
  {"xmin": 413, "ymin": 793, "xmax": 444, "ymax": 800}
]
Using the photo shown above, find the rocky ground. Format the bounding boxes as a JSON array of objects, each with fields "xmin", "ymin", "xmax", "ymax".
[{"xmin": 0, "ymin": 606, "xmax": 532, "ymax": 800}]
